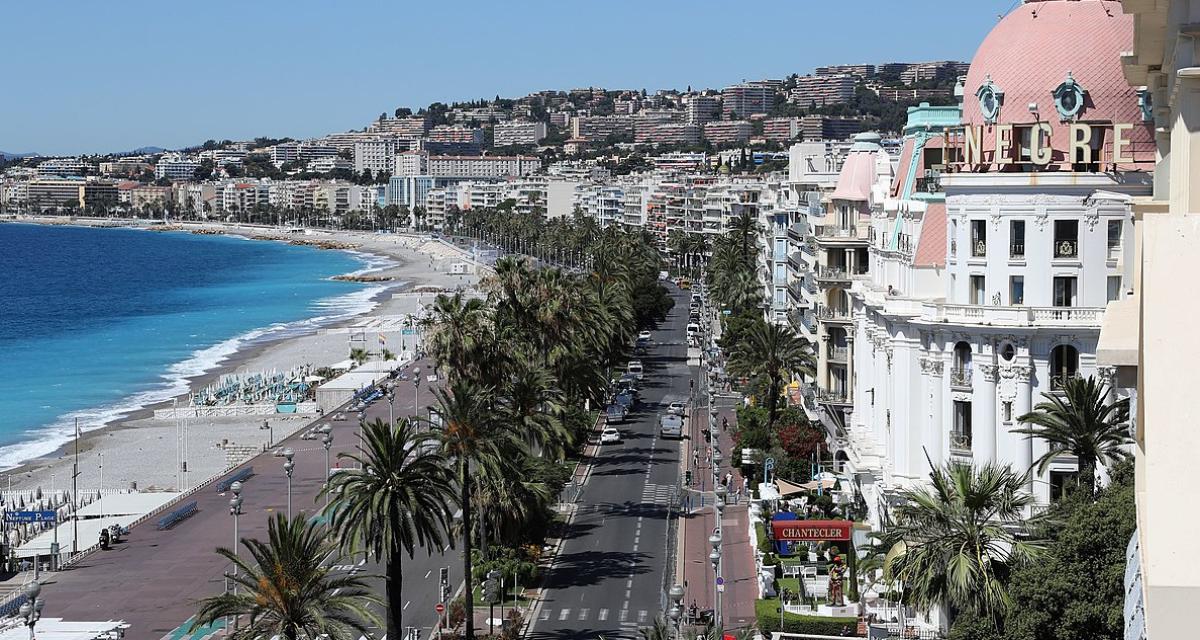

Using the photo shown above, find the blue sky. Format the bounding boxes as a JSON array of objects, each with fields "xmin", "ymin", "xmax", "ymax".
[{"xmin": 0, "ymin": 1, "xmax": 1012, "ymax": 156}]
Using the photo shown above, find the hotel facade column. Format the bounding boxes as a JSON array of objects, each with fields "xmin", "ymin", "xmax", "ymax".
[
  {"xmin": 846, "ymin": 336, "xmax": 855, "ymax": 404},
  {"xmin": 1014, "ymin": 363, "xmax": 1034, "ymax": 490},
  {"xmin": 977, "ymin": 363, "xmax": 999, "ymax": 462},
  {"xmin": 921, "ymin": 356, "xmax": 946, "ymax": 468}
]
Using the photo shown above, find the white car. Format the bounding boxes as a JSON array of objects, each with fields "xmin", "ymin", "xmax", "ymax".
[
  {"xmin": 638, "ymin": 330, "xmax": 652, "ymax": 341},
  {"xmin": 668, "ymin": 401, "xmax": 687, "ymax": 416},
  {"xmin": 600, "ymin": 427, "xmax": 622, "ymax": 444}
]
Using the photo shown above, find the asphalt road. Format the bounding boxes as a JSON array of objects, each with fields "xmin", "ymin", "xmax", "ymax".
[{"xmin": 528, "ymin": 286, "xmax": 693, "ymax": 640}]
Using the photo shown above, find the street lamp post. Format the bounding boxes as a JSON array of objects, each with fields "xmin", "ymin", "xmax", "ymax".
[
  {"xmin": 320, "ymin": 425, "xmax": 333, "ymax": 508},
  {"xmin": 282, "ymin": 448, "xmax": 295, "ymax": 518},
  {"xmin": 18, "ymin": 581, "xmax": 43, "ymax": 640},
  {"xmin": 709, "ymin": 532, "xmax": 722, "ymax": 629},
  {"xmin": 229, "ymin": 481, "xmax": 244, "ymax": 631},
  {"xmin": 668, "ymin": 583, "xmax": 685, "ymax": 639},
  {"xmin": 386, "ymin": 388, "xmax": 396, "ymax": 426},
  {"xmin": 412, "ymin": 367, "xmax": 422, "ymax": 414}
]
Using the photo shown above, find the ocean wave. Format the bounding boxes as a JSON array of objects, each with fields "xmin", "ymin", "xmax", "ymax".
[{"xmin": 0, "ymin": 250, "xmax": 394, "ymax": 471}]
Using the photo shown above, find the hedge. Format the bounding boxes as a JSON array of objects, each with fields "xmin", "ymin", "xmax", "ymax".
[{"xmin": 754, "ymin": 599, "xmax": 859, "ymax": 637}]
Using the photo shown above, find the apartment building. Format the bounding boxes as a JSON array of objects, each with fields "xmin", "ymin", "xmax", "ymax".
[
  {"xmin": 789, "ymin": 74, "xmax": 857, "ymax": 107},
  {"xmin": 875, "ymin": 87, "xmax": 953, "ymax": 102},
  {"xmin": 393, "ymin": 151, "xmax": 538, "ymax": 179},
  {"xmin": 368, "ymin": 115, "xmax": 430, "ymax": 139},
  {"xmin": 721, "ymin": 81, "xmax": 776, "ymax": 118},
  {"xmin": 800, "ymin": 116, "xmax": 863, "ymax": 141},
  {"xmin": 815, "ymin": 64, "xmax": 875, "ymax": 78},
  {"xmin": 636, "ymin": 122, "xmax": 702, "ymax": 146},
  {"xmin": 571, "ymin": 115, "xmax": 636, "ymax": 142},
  {"xmin": 354, "ymin": 139, "xmax": 398, "ymax": 175},
  {"xmin": 36, "ymin": 158, "xmax": 90, "ymax": 177},
  {"xmin": 762, "ymin": 118, "xmax": 801, "ymax": 143},
  {"xmin": 686, "ymin": 95, "xmax": 721, "ymax": 125},
  {"xmin": 493, "ymin": 121, "xmax": 548, "ymax": 147},
  {"xmin": 99, "ymin": 158, "xmax": 150, "ymax": 177},
  {"xmin": 428, "ymin": 126, "xmax": 485, "ymax": 146},
  {"xmin": 703, "ymin": 121, "xmax": 752, "ymax": 145}
]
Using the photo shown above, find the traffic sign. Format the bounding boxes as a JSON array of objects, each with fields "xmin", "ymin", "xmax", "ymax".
[
  {"xmin": 715, "ymin": 576, "xmax": 724, "ymax": 586},
  {"xmin": 435, "ymin": 603, "xmax": 445, "ymax": 614},
  {"xmin": 4, "ymin": 510, "xmax": 56, "ymax": 524}
]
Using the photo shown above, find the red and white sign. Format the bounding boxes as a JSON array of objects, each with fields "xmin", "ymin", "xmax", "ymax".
[
  {"xmin": 771, "ymin": 519, "xmax": 852, "ymax": 542},
  {"xmin": 435, "ymin": 603, "xmax": 445, "ymax": 613}
]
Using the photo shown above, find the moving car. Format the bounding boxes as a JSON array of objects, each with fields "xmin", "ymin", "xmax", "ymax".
[
  {"xmin": 659, "ymin": 414, "xmax": 684, "ymax": 439},
  {"xmin": 331, "ymin": 412, "xmax": 347, "ymax": 421},
  {"xmin": 668, "ymin": 401, "xmax": 687, "ymax": 416},
  {"xmin": 606, "ymin": 404, "xmax": 627, "ymax": 424},
  {"xmin": 627, "ymin": 360, "xmax": 644, "ymax": 381},
  {"xmin": 615, "ymin": 391, "xmax": 636, "ymax": 410},
  {"xmin": 600, "ymin": 427, "xmax": 622, "ymax": 444},
  {"xmin": 638, "ymin": 330, "xmax": 652, "ymax": 341},
  {"xmin": 687, "ymin": 323, "xmax": 700, "ymax": 339}
]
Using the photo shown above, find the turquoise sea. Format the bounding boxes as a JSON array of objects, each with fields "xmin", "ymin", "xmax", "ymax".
[{"xmin": 0, "ymin": 223, "xmax": 387, "ymax": 469}]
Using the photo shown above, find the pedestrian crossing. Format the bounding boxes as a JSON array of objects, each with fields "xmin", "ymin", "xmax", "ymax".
[
  {"xmin": 538, "ymin": 607, "xmax": 657, "ymax": 626},
  {"xmin": 640, "ymin": 483, "xmax": 676, "ymax": 505}
]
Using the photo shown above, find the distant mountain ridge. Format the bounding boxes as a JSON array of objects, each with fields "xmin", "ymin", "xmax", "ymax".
[{"xmin": 0, "ymin": 151, "xmax": 38, "ymax": 159}]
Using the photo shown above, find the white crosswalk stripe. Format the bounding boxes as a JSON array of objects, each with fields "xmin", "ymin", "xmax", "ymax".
[
  {"xmin": 619, "ymin": 609, "xmax": 629, "ymax": 622},
  {"xmin": 637, "ymin": 610, "xmax": 648, "ymax": 623},
  {"xmin": 598, "ymin": 609, "xmax": 609, "ymax": 621},
  {"xmin": 640, "ymin": 483, "xmax": 675, "ymax": 505},
  {"xmin": 559, "ymin": 609, "xmax": 571, "ymax": 621},
  {"xmin": 578, "ymin": 608, "xmax": 589, "ymax": 621}
]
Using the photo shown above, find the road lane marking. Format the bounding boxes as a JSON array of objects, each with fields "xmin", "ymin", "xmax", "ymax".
[
  {"xmin": 424, "ymin": 570, "xmax": 431, "ymax": 579},
  {"xmin": 403, "ymin": 600, "xmax": 410, "ymax": 610},
  {"xmin": 539, "ymin": 610, "xmax": 549, "ymax": 621},
  {"xmin": 599, "ymin": 609, "xmax": 609, "ymax": 621},
  {"xmin": 626, "ymin": 579, "xmax": 633, "ymax": 588},
  {"xmin": 638, "ymin": 610, "xmax": 648, "ymax": 623},
  {"xmin": 579, "ymin": 608, "xmax": 589, "ymax": 621},
  {"xmin": 620, "ymin": 610, "xmax": 629, "ymax": 621},
  {"xmin": 559, "ymin": 609, "xmax": 571, "ymax": 621}
]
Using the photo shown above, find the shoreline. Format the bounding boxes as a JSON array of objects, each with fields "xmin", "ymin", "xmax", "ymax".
[{"xmin": 0, "ymin": 216, "xmax": 482, "ymax": 496}]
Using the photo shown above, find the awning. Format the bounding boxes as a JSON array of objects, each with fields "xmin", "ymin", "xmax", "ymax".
[{"xmin": 776, "ymin": 479, "xmax": 809, "ymax": 497}]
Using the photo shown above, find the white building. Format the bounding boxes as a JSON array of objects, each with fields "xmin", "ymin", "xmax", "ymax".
[
  {"xmin": 826, "ymin": 1, "xmax": 1155, "ymax": 531},
  {"xmin": 354, "ymin": 139, "xmax": 398, "ymax": 175},
  {"xmin": 493, "ymin": 121, "xmax": 548, "ymax": 147},
  {"xmin": 154, "ymin": 154, "xmax": 201, "ymax": 181}
]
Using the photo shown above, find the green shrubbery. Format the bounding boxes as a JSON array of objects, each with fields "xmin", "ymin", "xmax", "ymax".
[{"xmin": 754, "ymin": 600, "xmax": 857, "ymax": 636}]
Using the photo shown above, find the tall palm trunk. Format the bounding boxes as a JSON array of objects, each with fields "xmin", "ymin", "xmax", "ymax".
[
  {"xmin": 461, "ymin": 463, "xmax": 476, "ymax": 638},
  {"xmin": 1077, "ymin": 459, "xmax": 1097, "ymax": 498},
  {"xmin": 387, "ymin": 551, "xmax": 403, "ymax": 640}
]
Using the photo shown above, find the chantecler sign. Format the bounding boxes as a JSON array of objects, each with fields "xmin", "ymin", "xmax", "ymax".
[{"xmin": 770, "ymin": 519, "xmax": 852, "ymax": 542}]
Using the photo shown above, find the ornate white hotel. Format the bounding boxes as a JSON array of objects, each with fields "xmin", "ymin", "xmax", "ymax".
[{"xmin": 814, "ymin": 0, "xmax": 1157, "ymax": 526}]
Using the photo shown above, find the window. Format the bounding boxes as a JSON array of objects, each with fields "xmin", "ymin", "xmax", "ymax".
[
  {"xmin": 1010, "ymin": 276, "xmax": 1025, "ymax": 305},
  {"xmin": 1000, "ymin": 343, "xmax": 1016, "ymax": 362},
  {"xmin": 1053, "ymin": 276, "xmax": 1077, "ymax": 307},
  {"xmin": 1050, "ymin": 470, "xmax": 1078, "ymax": 502},
  {"xmin": 1050, "ymin": 344, "xmax": 1079, "ymax": 389},
  {"xmin": 1107, "ymin": 276, "xmax": 1122, "ymax": 302},
  {"xmin": 1010, "ymin": 220, "xmax": 1025, "ymax": 258},
  {"xmin": 952, "ymin": 401, "xmax": 973, "ymax": 452},
  {"xmin": 1054, "ymin": 220, "xmax": 1079, "ymax": 258},
  {"xmin": 970, "ymin": 275, "xmax": 986, "ymax": 305},
  {"xmin": 952, "ymin": 342, "xmax": 972, "ymax": 388},
  {"xmin": 950, "ymin": 220, "xmax": 958, "ymax": 257},
  {"xmin": 1002, "ymin": 401, "xmax": 1013, "ymax": 423},
  {"xmin": 971, "ymin": 220, "xmax": 987, "ymax": 257},
  {"xmin": 1107, "ymin": 220, "xmax": 1122, "ymax": 249}
]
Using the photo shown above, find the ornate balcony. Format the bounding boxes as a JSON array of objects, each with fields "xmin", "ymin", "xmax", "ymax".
[
  {"xmin": 816, "ymin": 388, "xmax": 851, "ymax": 405},
  {"xmin": 827, "ymin": 345, "xmax": 848, "ymax": 362},
  {"xmin": 1054, "ymin": 239, "xmax": 1078, "ymax": 259},
  {"xmin": 815, "ymin": 265, "xmax": 851, "ymax": 283},
  {"xmin": 949, "ymin": 430, "xmax": 973, "ymax": 455},
  {"xmin": 950, "ymin": 367, "xmax": 972, "ymax": 390},
  {"xmin": 1050, "ymin": 372, "xmax": 1082, "ymax": 391},
  {"xmin": 817, "ymin": 307, "xmax": 852, "ymax": 323}
]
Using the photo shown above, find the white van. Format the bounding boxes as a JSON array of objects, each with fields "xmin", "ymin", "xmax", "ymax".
[
  {"xmin": 659, "ymin": 414, "xmax": 684, "ymax": 439},
  {"xmin": 627, "ymin": 360, "xmax": 644, "ymax": 381},
  {"xmin": 686, "ymin": 323, "xmax": 700, "ymax": 339}
]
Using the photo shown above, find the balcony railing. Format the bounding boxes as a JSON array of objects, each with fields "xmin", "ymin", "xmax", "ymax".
[
  {"xmin": 972, "ymin": 239, "xmax": 987, "ymax": 257},
  {"xmin": 816, "ymin": 266, "xmax": 851, "ymax": 282},
  {"xmin": 916, "ymin": 175, "xmax": 942, "ymax": 193},
  {"xmin": 1054, "ymin": 239, "xmax": 1078, "ymax": 258},
  {"xmin": 949, "ymin": 430, "xmax": 973, "ymax": 454},
  {"xmin": 1010, "ymin": 243, "xmax": 1025, "ymax": 259},
  {"xmin": 817, "ymin": 307, "xmax": 851, "ymax": 322},
  {"xmin": 817, "ymin": 226, "xmax": 863, "ymax": 240},
  {"xmin": 950, "ymin": 367, "xmax": 972, "ymax": 389},
  {"xmin": 1050, "ymin": 372, "xmax": 1082, "ymax": 391},
  {"xmin": 787, "ymin": 251, "xmax": 806, "ymax": 271},
  {"xmin": 827, "ymin": 345, "xmax": 849, "ymax": 361},
  {"xmin": 817, "ymin": 388, "xmax": 850, "ymax": 405}
]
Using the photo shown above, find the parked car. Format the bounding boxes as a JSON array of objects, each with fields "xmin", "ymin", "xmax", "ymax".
[
  {"xmin": 600, "ymin": 427, "xmax": 622, "ymax": 444},
  {"xmin": 687, "ymin": 323, "xmax": 700, "ymax": 339},
  {"xmin": 659, "ymin": 414, "xmax": 684, "ymax": 439},
  {"xmin": 331, "ymin": 412, "xmax": 347, "ymax": 421},
  {"xmin": 668, "ymin": 401, "xmax": 687, "ymax": 416},
  {"xmin": 615, "ymin": 391, "xmax": 636, "ymax": 410}
]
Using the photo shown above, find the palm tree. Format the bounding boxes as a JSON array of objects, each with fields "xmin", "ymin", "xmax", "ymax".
[
  {"xmin": 322, "ymin": 418, "xmax": 456, "ymax": 639},
  {"xmin": 727, "ymin": 320, "xmax": 815, "ymax": 429},
  {"xmin": 877, "ymin": 461, "xmax": 1042, "ymax": 626},
  {"xmin": 431, "ymin": 380, "xmax": 524, "ymax": 639},
  {"xmin": 423, "ymin": 292, "xmax": 492, "ymax": 385},
  {"xmin": 1014, "ymin": 375, "xmax": 1131, "ymax": 498},
  {"xmin": 190, "ymin": 514, "xmax": 379, "ymax": 640},
  {"xmin": 727, "ymin": 211, "xmax": 760, "ymax": 262},
  {"xmin": 349, "ymin": 347, "xmax": 369, "ymax": 367}
]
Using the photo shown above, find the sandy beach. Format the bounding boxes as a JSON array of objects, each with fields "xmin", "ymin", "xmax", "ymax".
[{"xmin": 0, "ymin": 218, "xmax": 485, "ymax": 500}]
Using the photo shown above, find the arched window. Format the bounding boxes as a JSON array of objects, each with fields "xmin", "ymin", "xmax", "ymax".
[
  {"xmin": 1050, "ymin": 344, "xmax": 1079, "ymax": 390},
  {"xmin": 835, "ymin": 450, "xmax": 850, "ymax": 473},
  {"xmin": 952, "ymin": 342, "xmax": 972, "ymax": 388}
]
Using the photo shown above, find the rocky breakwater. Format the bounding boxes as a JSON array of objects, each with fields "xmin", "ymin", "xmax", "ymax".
[
  {"xmin": 332, "ymin": 274, "xmax": 394, "ymax": 283},
  {"xmin": 288, "ymin": 238, "xmax": 359, "ymax": 251}
]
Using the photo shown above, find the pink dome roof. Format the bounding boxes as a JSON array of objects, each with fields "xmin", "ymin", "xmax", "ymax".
[{"xmin": 961, "ymin": 0, "xmax": 1154, "ymax": 168}]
